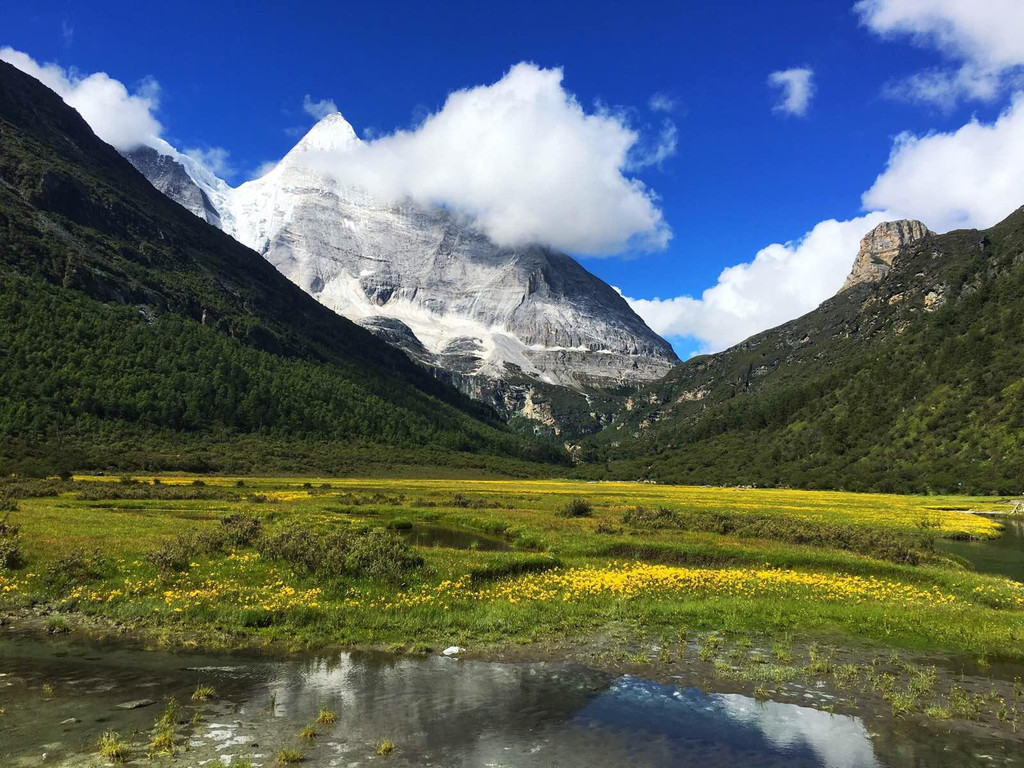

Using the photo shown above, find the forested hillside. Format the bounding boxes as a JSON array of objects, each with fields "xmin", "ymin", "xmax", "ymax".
[
  {"xmin": 582, "ymin": 212, "xmax": 1024, "ymax": 494},
  {"xmin": 0, "ymin": 61, "xmax": 563, "ymax": 475}
]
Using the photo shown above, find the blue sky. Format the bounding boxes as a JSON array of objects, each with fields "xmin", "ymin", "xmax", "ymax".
[{"xmin": 3, "ymin": 0, "xmax": 1023, "ymax": 356}]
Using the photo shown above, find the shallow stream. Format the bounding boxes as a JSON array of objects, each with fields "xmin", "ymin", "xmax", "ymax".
[
  {"xmin": 1, "ymin": 628, "xmax": 1021, "ymax": 767},
  {"xmin": 936, "ymin": 515, "xmax": 1024, "ymax": 581}
]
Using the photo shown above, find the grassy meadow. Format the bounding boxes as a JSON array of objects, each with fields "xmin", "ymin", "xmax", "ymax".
[{"xmin": 1, "ymin": 475, "xmax": 1022, "ymax": 665}]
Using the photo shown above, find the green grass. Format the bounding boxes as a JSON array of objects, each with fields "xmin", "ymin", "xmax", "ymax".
[{"xmin": 1, "ymin": 476, "xmax": 1022, "ymax": 662}]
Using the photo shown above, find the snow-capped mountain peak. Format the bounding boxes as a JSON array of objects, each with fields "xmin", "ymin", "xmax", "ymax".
[
  {"xmin": 125, "ymin": 125, "xmax": 678, "ymax": 423},
  {"xmin": 289, "ymin": 112, "xmax": 360, "ymax": 155}
]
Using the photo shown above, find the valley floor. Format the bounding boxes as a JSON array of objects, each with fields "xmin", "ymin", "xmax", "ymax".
[{"xmin": 2, "ymin": 475, "xmax": 1023, "ymax": 738}]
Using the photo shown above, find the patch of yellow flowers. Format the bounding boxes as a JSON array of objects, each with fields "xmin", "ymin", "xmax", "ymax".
[
  {"xmin": 373, "ymin": 562, "xmax": 1000, "ymax": 612},
  {"xmin": 42, "ymin": 559, "xmax": 1023, "ymax": 617}
]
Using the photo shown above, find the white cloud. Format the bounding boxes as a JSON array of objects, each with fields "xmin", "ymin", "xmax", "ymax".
[
  {"xmin": 628, "ymin": 213, "xmax": 887, "ymax": 353},
  {"xmin": 630, "ymin": 84, "xmax": 1024, "ymax": 355},
  {"xmin": 863, "ymin": 92, "xmax": 1024, "ymax": 231},
  {"xmin": 302, "ymin": 94, "xmax": 338, "ymax": 120},
  {"xmin": 855, "ymin": 0, "xmax": 1024, "ymax": 107},
  {"xmin": 304, "ymin": 63, "xmax": 671, "ymax": 255},
  {"xmin": 0, "ymin": 47, "xmax": 162, "ymax": 151},
  {"xmin": 768, "ymin": 67, "xmax": 815, "ymax": 116}
]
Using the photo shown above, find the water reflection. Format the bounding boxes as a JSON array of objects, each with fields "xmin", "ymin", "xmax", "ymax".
[
  {"xmin": 400, "ymin": 524, "xmax": 514, "ymax": 551},
  {"xmin": 0, "ymin": 634, "xmax": 1013, "ymax": 768},
  {"xmin": 936, "ymin": 515, "xmax": 1024, "ymax": 581},
  {"xmin": 574, "ymin": 676, "xmax": 877, "ymax": 768}
]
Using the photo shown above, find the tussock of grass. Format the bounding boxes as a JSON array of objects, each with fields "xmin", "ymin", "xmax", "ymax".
[
  {"xmin": 98, "ymin": 730, "xmax": 130, "ymax": 762},
  {"xmin": 375, "ymin": 738, "xmax": 395, "ymax": 756},
  {"xmin": 191, "ymin": 683, "xmax": 215, "ymax": 702},
  {"xmin": 317, "ymin": 706, "xmax": 337, "ymax": 725}
]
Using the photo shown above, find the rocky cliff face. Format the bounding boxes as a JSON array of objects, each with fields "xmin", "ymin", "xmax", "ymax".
[
  {"xmin": 841, "ymin": 219, "xmax": 932, "ymax": 291},
  {"xmin": 123, "ymin": 146, "xmax": 222, "ymax": 226},
  {"xmin": 123, "ymin": 114, "xmax": 678, "ymax": 432}
]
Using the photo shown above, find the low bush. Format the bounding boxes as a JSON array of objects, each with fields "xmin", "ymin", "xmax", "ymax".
[
  {"xmin": 557, "ymin": 497, "xmax": 593, "ymax": 518},
  {"xmin": 148, "ymin": 513, "xmax": 262, "ymax": 570},
  {"xmin": 44, "ymin": 550, "xmax": 108, "ymax": 589},
  {"xmin": 148, "ymin": 534, "xmax": 199, "ymax": 573},
  {"xmin": 219, "ymin": 513, "xmax": 262, "ymax": 548},
  {"xmin": 257, "ymin": 526, "xmax": 422, "ymax": 582},
  {"xmin": 0, "ymin": 514, "xmax": 23, "ymax": 570}
]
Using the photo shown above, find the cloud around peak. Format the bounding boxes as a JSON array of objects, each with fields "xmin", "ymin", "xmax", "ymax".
[
  {"xmin": 302, "ymin": 94, "xmax": 338, "ymax": 120},
  {"xmin": 301, "ymin": 62, "xmax": 673, "ymax": 255},
  {"xmin": 0, "ymin": 46, "xmax": 161, "ymax": 150}
]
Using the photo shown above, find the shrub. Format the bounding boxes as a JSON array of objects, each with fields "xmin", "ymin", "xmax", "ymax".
[
  {"xmin": 557, "ymin": 498, "xmax": 593, "ymax": 518},
  {"xmin": 0, "ymin": 515, "xmax": 23, "ymax": 570},
  {"xmin": 345, "ymin": 529, "xmax": 424, "ymax": 581},
  {"xmin": 622, "ymin": 505, "xmax": 680, "ymax": 527},
  {"xmin": 257, "ymin": 526, "xmax": 422, "ymax": 582},
  {"xmin": 0, "ymin": 495, "xmax": 17, "ymax": 512},
  {"xmin": 148, "ymin": 534, "xmax": 199, "ymax": 573},
  {"xmin": 219, "ymin": 513, "xmax": 262, "ymax": 547},
  {"xmin": 44, "ymin": 550, "xmax": 106, "ymax": 590}
]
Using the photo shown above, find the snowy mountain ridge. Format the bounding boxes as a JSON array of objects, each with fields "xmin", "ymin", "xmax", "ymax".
[{"xmin": 126, "ymin": 113, "xmax": 678, "ymax": 422}]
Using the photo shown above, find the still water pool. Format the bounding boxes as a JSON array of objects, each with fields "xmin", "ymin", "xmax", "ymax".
[{"xmin": 1, "ymin": 630, "xmax": 1020, "ymax": 767}]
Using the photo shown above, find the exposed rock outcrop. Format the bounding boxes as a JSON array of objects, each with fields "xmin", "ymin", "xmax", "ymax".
[{"xmin": 841, "ymin": 220, "xmax": 932, "ymax": 291}]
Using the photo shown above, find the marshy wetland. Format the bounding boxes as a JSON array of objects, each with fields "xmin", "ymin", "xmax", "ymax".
[{"xmin": 2, "ymin": 476, "xmax": 1023, "ymax": 765}]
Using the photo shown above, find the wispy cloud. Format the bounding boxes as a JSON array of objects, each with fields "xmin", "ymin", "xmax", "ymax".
[
  {"xmin": 648, "ymin": 92, "xmax": 676, "ymax": 113},
  {"xmin": 768, "ymin": 67, "xmax": 815, "ymax": 116},
  {"xmin": 302, "ymin": 94, "xmax": 338, "ymax": 120},
  {"xmin": 61, "ymin": 19, "xmax": 74, "ymax": 49},
  {"xmin": 855, "ymin": 0, "xmax": 1024, "ymax": 109}
]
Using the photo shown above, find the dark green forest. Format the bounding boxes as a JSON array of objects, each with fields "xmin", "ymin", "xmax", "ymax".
[{"xmin": 583, "ymin": 212, "xmax": 1024, "ymax": 494}]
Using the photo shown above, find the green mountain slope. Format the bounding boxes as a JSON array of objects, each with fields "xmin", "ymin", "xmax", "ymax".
[
  {"xmin": 582, "ymin": 212, "xmax": 1024, "ymax": 494},
  {"xmin": 0, "ymin": 61, "xmax": 563, "ymax": 475}
]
